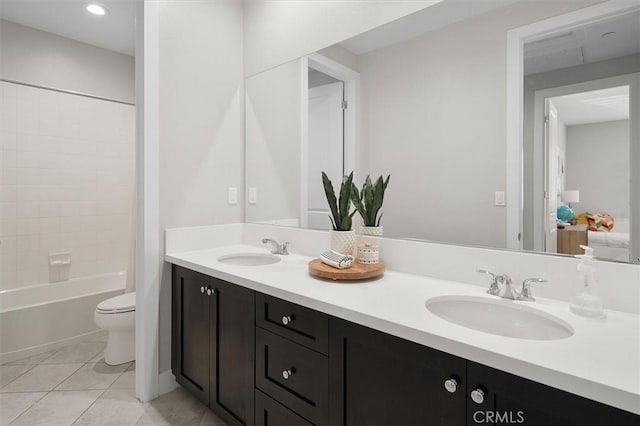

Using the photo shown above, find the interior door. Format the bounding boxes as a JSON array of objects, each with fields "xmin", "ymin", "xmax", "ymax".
[
  {"xmin": 307, "ymin": 81, "xmax": 344, "ymax": 230},
  {"xmin": 544, "ymin": 99, "xmax": 559, "ymax": 253}
]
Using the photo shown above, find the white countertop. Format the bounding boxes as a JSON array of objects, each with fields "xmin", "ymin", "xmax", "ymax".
[{"xmin": 166, "ymin": 244, "xmax": 640, "ymax": 415}]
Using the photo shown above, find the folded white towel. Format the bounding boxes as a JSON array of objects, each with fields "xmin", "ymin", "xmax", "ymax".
[{"xmin": 320, "ymin": 250, "xmax": 355, "ymax": 269}]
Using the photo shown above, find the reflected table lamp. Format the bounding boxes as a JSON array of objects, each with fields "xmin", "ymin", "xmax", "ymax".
[{"xmin": 561, "ymin": 190, "xmax": 580, "ymax": 210}]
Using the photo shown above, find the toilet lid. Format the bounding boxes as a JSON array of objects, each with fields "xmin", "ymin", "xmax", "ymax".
[{"xmin": 97, "ymin": 292, "xmax": 136, "ymax": 314}]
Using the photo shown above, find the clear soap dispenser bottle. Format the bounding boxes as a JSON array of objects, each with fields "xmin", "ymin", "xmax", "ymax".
[{"xmin": 570, "ymin": 245, "xmax": 604, "ymax": 317}]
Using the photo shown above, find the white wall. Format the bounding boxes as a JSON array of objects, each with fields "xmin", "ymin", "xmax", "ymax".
[
  {"xmin": 243, "ymin": 0, "xmax": 439, "ymax": 77},
  {"xmin": 245, "ymin": 59, "xmax": 302, "ymax": 224},
  {"xmin": 0, "ymin": 81, "xmax": 135, "ymax": 290},
  {"xmin": 0, "ymin": 20, "xmax": 134, "ymax": 103},
  {"xmin": 157, "ymin": 0, "xmax": 244, "ymax": 373},
  {"xmin": 566, "ymin": 120, "xmax": 630, "ymax": 219},
  {"xmin": 357, "ymin": 0, "xmax": 599, "ymax": 248}
]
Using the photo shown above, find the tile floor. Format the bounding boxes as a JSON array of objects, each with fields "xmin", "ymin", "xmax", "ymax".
[{"xmin": 0, "ymin": 337, "xmax": 226, "ymax": 425}]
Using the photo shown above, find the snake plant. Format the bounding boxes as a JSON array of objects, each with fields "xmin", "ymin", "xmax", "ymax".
[
  {"xmin": 321, "ymin": 171, "xmax": 356, "ymax": 231},
  {"xmin": 351, "ymin": 174, "xmax": 390, "ymax": 227}
]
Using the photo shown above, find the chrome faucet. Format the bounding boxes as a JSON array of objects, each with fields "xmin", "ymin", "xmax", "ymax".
[
  {"xmin": 262, "ymin": 238, "xmax": 290, "ymax": 255},
  {"xmin": 476, "ymin": 270, "xmax": 547, "ymax": 301}
]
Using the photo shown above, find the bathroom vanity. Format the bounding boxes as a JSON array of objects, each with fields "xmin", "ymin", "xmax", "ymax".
[{"xmin": 167, "ymin": 241, "xmax": 639, "ymax": 426}]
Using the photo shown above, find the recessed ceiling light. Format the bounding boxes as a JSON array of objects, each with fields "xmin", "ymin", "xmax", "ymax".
[{"xmin": 86, "ymin": 4, "xmax": 107, "ymax": 16}]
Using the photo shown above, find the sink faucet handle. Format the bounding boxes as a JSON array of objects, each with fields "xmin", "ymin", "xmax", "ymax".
[
  {"xmin": 476, "ymin": 269, "xmax": 500, "ymax": 296},
  {"xmin": 281, "ymin": 242, "xmax": 290, "ymax": 255},
  {"xmin": 518, "ymin": 278, "xmax": 547, "ymax": 302}
]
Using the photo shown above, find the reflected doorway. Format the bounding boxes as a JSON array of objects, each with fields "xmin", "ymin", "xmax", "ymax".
[{"xmin": 538, "ymin": 81, "xmax": 635, "ymax": 262}]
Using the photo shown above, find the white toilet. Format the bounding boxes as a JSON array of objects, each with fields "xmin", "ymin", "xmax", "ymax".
[{"xmin": 94, "ymin": 292, "xmax": 136, "ymax": 365}]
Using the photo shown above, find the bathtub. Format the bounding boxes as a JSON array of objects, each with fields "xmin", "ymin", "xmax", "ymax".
[{"xmin": 0, "ymin": 272, "xmax": 126, "ymax": 364}]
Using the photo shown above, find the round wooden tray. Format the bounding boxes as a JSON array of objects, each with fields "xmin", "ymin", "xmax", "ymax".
[{"xmin": 308, "ymin": 259, "xmax": 385, "ymax": 281}]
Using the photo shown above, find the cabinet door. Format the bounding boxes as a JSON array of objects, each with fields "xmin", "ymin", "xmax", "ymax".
[
  {"xmin": 329, "ymin": 318, "xmax": 466, "ymax": 426},
  {"xmin": 171, "ymin": 266, "xmax": 211, "ymax": 404},
  {"xmin": 210, "ymin": 277, "xmax": 256, "ymax": 426},
  {"xmin": 466, "ymin": 362, "xmax": 639, "ymax": 426}
]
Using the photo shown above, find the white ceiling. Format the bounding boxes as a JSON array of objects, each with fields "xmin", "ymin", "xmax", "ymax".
[
  {"xmin": 524, "ymin": 11, "xmax": 640, "ymax": 75},
  {"xmin": 0, "ymin": 0, "xmax": 136, "ymax": 56},
  {"xmin": 339, "ymin": 0, "xmax": 520, "ymax": 55},
  {"xmin": 551, "ymin": 86, "xmax": 630, "ymax": 126}
]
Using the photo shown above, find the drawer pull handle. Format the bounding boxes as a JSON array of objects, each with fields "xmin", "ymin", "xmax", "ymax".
[
  {"xmin": 282, "ymin": 368, "xmax": 294, "ymax": 380},
  {"xmin": 471, "ymin": 388, "xmax": 485, "ymax": 404},
  {"xmin": 281, "ymin": 315, "xmax": 293, "ymax": 325},
  {"xmin": 200, "ymin": 286, "xmax": 205, "ymax": 294},
  {"xmin": 444, "ymin": 378, "xmax": 457, "ymax": 393}
]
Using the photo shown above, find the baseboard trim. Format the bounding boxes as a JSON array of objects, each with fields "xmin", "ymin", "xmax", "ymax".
[{"xmin": 158, "ymin": 370, "xmax": 179, "ymax": 395}]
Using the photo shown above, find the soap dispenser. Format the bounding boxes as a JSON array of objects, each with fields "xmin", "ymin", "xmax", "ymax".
[{"xmin": 569, "ymin": 245, "xmax": 604, "ymax": 318}]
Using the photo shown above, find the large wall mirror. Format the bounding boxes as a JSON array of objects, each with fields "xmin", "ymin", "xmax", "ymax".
[{"xmin": 245, "ymin": 1, "xmax": 640, "ymax": 264}]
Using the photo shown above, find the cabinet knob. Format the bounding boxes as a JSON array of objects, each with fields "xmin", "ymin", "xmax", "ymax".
[
  {"xmin": 282, "ymin": 369, "xmax": 294, "ymax": 380},
  {"xmin": 207, "ymin": 288, "xmax": 212, "ymax": 296},
  {"xmin": 281, "ymin": 315, "xmax": 293, "ymax": 325},
  {"xmin": 471, "ymin": 388, "xmax": 485, "ymax": 404},
  {"xmin": 200, "ymin": 286, "xmax": 205, "ymax": 294},
  {"xmin": 444, "ymin": 378, "xmax": 458, "ymax": 393}
]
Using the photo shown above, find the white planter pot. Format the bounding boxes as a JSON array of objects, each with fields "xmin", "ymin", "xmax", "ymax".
[
  {"xmin": 360, "ymin": 226, "xmax": 383, "ymax": 237},
  {"xmin": 330, "ymin": 230, "xmax": 356, "ymax": 255}
]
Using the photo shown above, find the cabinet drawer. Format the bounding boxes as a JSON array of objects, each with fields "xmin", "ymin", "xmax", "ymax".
[
  {"xmin": 255, "ymin": 390, "xmax": 314, "ymax": 426},
  {"xmin": 256, "ymin": 328, "xmax": 328, "ymax": 425},
  {"xmin": 256, "ymin": 293, "xmax": 328, "ymax": 354}
]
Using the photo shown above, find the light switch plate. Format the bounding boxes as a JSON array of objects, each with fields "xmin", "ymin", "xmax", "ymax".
[
  {"xmin": 228, "ymin": 187, "xmax": 238, "ymax": 205},
  {"xmin": 248, "ymin": 187, "xmax": 257, "ymax": 205},
  {"xmin": 495, "ymin": 191, "xmax": 506, "ymax": 206}
]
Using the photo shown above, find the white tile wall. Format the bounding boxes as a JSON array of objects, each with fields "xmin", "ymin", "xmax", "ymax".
[{"xmin": 0, "ymin": 81, "xmax": 134, "ymax": 290}]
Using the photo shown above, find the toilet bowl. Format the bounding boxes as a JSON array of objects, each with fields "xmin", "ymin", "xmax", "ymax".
[{"xmin": 94, "ymin": 292, "xmax": 135, "ymax": 365}]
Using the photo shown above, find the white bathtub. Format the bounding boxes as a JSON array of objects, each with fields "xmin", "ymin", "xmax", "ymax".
[{"xmin": 0, "ymin": 272, "xmax": 126, "ymax": 363}]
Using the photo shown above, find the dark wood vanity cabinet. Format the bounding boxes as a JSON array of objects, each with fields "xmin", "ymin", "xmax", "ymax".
[
  {"xmin": 466, "ymin": 362, "xmax": 639, "ymax": 426},
  {"xmin": 171, "ymin": 265, "xmax": 255, "ymax": 426},
  {"xmin": 329, "ymin": 317, "xmax": 466, "ymax": 426},
  {"xmin": 171, "ymin": 266, "xmax": 639, "ymax": 426}
]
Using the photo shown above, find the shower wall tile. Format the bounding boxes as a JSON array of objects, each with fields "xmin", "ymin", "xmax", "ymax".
[{"xmin": 0, "ymin": 81, "xmax": 134, "ymax": 290}]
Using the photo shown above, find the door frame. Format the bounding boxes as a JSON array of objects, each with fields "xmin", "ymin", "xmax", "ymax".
[
  {"xmin": 299, "ymin": 53, "xmax": 360, "ymax": 228},
  {"xmin": 533, "ymin": 73, "xmax": 639, "ymax": 261},
  {"xmin": 505, "ymin": 1, "xmax": 640, "ymax": 252}
]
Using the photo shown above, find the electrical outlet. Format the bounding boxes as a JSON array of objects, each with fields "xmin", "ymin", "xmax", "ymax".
[
  {"xmin": 248, "ymin": 187, "xmax": 257, "ymax": 205},
  {"xmin": 495, "ymin": 191, "xmax": 506, "ymax": 206},
  {"xmin": 228, "ymin": 187, "xmax": 238, "ymax": 205}
]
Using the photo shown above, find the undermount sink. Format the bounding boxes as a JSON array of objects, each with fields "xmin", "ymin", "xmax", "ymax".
[
  {"xmin": 425, "ymin": 296, "xmax": 574, "ymax": 341},
  {"xmin": 217, "ymin": 253, "xmax": 281, "ymax": 266}
]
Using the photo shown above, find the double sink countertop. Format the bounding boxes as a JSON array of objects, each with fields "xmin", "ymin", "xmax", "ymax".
[{"xmin": 165, "ymin": 244, "xmax": 640, "ymax": 414}]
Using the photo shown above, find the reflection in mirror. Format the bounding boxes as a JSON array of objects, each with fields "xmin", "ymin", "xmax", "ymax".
[{"xmin": 245, "ymin": 2, "xmax": 639, "ymax": 263}]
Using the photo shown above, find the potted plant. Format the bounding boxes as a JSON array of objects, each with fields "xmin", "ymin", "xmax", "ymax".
[
  {"xmin": 322, "ymin": 171, "xmax": 357, "ymax": 255},
  {"xmin": 351, "ymin": 174, "xmax": 390, "ymax": 236}
]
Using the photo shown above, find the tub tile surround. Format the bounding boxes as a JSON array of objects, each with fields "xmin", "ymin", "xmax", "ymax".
[
  {"xmin": 0, "ymin": 339, "xmax": 226, "ymax": 425},
  {"xmin": 0, "ymin": 81, "xmax": 135, "ymax": 291},
  {"xmin": 165, "ymin": 223, "xmax": 640, "ymax": 414}
]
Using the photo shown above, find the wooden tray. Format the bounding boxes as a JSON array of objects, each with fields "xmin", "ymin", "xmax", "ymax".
[{"xmin": 308, "ymin": 259, "xmax": 385, "ymax": 281}]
